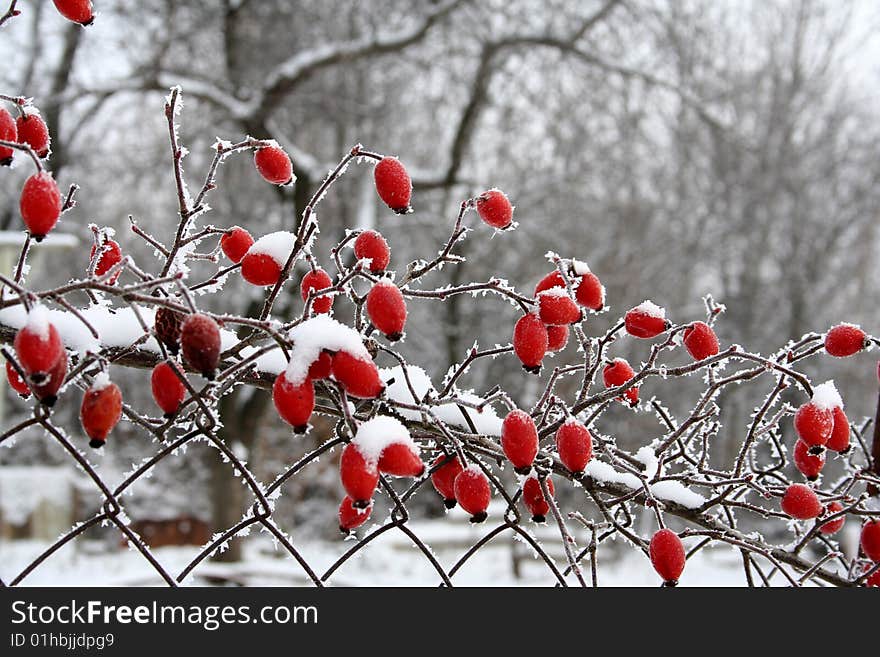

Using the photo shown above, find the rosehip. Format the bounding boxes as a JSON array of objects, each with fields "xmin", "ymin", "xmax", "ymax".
[
  {"xmin": 546, "ymin": 324, "xmax": 569, "ymax": 352},
  {"xmin": 501, "ymin": 409, "xmax": 539, "ymax": 474},
  {"xmin": 300, "ymin": 268, "xmax": 334, "ymax": 314},
  {"xmin": 52, "ymin": 0, "xmax": 94, "ymax": 25},
  {"xmin": 240, "ymin": 253, "xmax": 282, "ymax": 287},
  {"xmin": 819, "ymin": 501, "xmax": 845, "ymax": 536},
  {"xmin": 272, "ymin": 372, "xmax": 315, "ymax": 433},
  {"xmin": 150, "ymin": 361, "xmax": 186, "ymax": 417},
  {"xmin": 555, "ymin": 419, "xmax": 592, "ymax": 475},
  {"xmin": 378, "ymin": 443, "xmax": 425, "ymax": 477},
  {"xmin": 307, "ymin": 352, "xmax": 332, "ymax": 380},
  {"xmin": 824, "ymin": 324, "xmax": 867, "ymax": 357},
  {"xmin": 20, "ymin": 172, "xmax": 62, "ymax": 241},
  {"xmin": 90, "ymin": 239, "xmax": 122, "ymax": 283},
  {"xmin": 522, "ymin": 475, "xmax": 555, "ymax": 523},
  {"xmin": 15, "ymin": 112, "xmax": 50, "ymax": 158},
  {"xmin": 794, "ymin": 402, "xmax": 833, "ymax": 450},
  {"xmin": 330, "ymin": 351, "xmax": 384, "ymax": 399},
  {"xmin": 31, "ymin": 353, "xmax": 67, "ymax": 407},
  {"xmin": 154, "ymin": 307, "xmax": 184, "ymax": 355},
  {"xmin": 534, "ymin": 271, "xmax": 566, "ymax": 296},
  {"xmin": 431, "ymin": 454, "xmax": 464, "ymax": 509},
  {"xmin": 254, "ymin": 145, "xmax": 293, "ymax": 185},
  {"xmin": 575, "ymin": 272, "xmax": 605, "ymax": 311},
  {"xmin": 354, "ymin": 230, "xmax": 390, "ymax": 273},
  {"xmin": 603, "ymin": 358, "xmax": 638, "ymax": 406},
  {"xmin": 0, "ymin": 107, "xmax": 16, "ymax": 165},
  {"xmin": 366, "ymin": 280, "xmax": 407, "ymax": 341},
  {"xmin": 14, "ymin": 306, "xmax": 64, "ymax": 383},
  {"xmin": 649, "ymin": 528, "xmax": 686, "ymax": 586},
  {"xmin": 683, "ymin": 321, "xmax": 719, "ymax": 361},
  {"xmin": 827, "ymin": 406, "xmax": 850, "ymax": 453},
  {"xmin": 513, "ymin": 312, "xmax": 548, "ymax": 374},
  {"xmin": 5, "ymin": 359, "xmax": 30, "ymax": 398},
  {"xmin": 374, "ymin": 157, "xmax": 411, "ymax": 214},
  {"xmin": 220, "ymin": 227, "xmax": 254, "ymax": 264},
  {"xmin": 781, "ymin": 483, "xmax": 822, "ymax": 520},
  {"xmin": 453, "ymin": 466, "xmax": 491, "ymax": 523},
  {"xmin": 340, "ymin": 443, "xmax": 379, "ymax": 507},
  {"xmin": 793, "ymin": 439, "xmax": 825, "ymax": 481},
  {"xmin": 537, "ymin": 288, "xmax": 582, "ymax": 326},
  {"xmin": 338, "ymin": 496, "xmax": 372, "ymax": 534},
  {"xmin": 862, "ymin": 520, "xmax": 880, "ymax": 562},
  {"xmin": 475, "ymin": 188, "xmax": 513, "ymax": 229},
  {"xmin": 80, "ymin": 375, "xmax": 122, "ymax": 448},
  {"xmin": 625, "ymin": 301, "xmax": 669, "ymax": 339},
  {"xmin": 180, "ymin": 313, "xmax": 221, "ymax": 379}
]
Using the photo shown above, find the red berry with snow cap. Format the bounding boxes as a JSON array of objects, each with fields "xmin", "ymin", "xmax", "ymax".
[
  {"xmin": 454, "ymin": 467, "xmax": 491, "ymax": 523},
  {"xmin": 534, "ymin": 271, "xmax": 566, "ymax": 296},
  {"xmin": 793, "ymin": 439, "xmax": 825, "ymax": 481},
  {"xmin": 546, "ymin": 324, "xmax": 569, "ymax": 352},
  {"xmin": 330, "ymin": 350, "xmax": 384, "ymax": 399},
  {"xmin": 339, "ymin": 443, "xmax": 379, "ymax": 508},
  {"xmin": 366, "ymin": 280, "xmax": 407, "ymax": 341},
  {"xmin": 475, "ymin": 189, "xmax": 513, "ymax": 229},
  {"xmin": 537, "ymin": 288, "xmax": 582, "ymax": 326},
  {"xmin": 353, "ymin": 416, "xmax": 423, "ymax": 478},
  {"xmin": 794, "ymin": 382, "xmax": 839, "ymax": 451},
  {"xmin": 241, "ymin": 231, "xmax": 296, "ymax": 286},
  {"xmin": 180, "ymin": 313, "xmax": 221, "ymax": 380},
  {"xmin": 575, "ymin": 271, "xmax": 605, "ymax": 311},
  {"xmin": 90, "ymin": 239, "xmax": 122, "ymax": 283},
  {"xmin": 0, "ymin": 107, "xmax": 16, "ymax": 165},
  {"xmin": 649, "ymin": 528, "xmax": 686, "ymax": 586},
  {"xmin": 220, "ymin": 227, "xmax": 254, "ymax": 264},
  {"xmin": 301, "ymin": 268, "xmax": 334, "ymax": 314},
  {"xmin": 824, "ymin": 324, "xmax": 867, "ymax": 357},
  {"xmin": 150, "ymin": 361, "xmax": 186, "ymax": 417},
  {"xmin": 513, "ymin": 312, "xmax": 548, "ymax": 374},
  {"xmin": 20, "ymin": 172, "xmax": 62, "ymax": 241},
  {"xmin": 603, "ymin": 358, "xmax": 638, "ymax": 406},
  {"xmin": 781, "ymin": 483, "xmax": 822, "ymax": 520},
  {"xmin": 555, "ymin": 419, "xmax": 592, "ymax": 475},
  {"xmin": 354, "ymin": 230, "xmax": 391, "ymax": 273},
  {"xmin": 683, "ymin": 321, "xmax": 719, "ymax": 361},
  {"xmin": 819, "ymin": 502, "xmax": 845, "ymax": 536},
  {"xmin": 5, "ymin": 359, "xmax": 30, "ymax": 398},
  {"xmin": 272, "ymin": 372, "xmax": 315, "ymax": 433},
  {"xmin": 374, "ymin": 157, "xmax": 412, "ymax": 214},
  {"xmin": 254, "ymin": 145, "xmax": 293, "ymax": 185},
  {"xmin": 14, "ymin": 306, "xmax": 64, "ymax": 384},
  {"xmin": 52, "ymin": 0, "xmax": 94, "ymax": 25},
  {"xmin": 862, "ymin": 520, "xmax": 880, "ymax": 562},
  {"xmin": 501, "ymin": 409, "xmax": 539, "ymax": 474},
  {"xmin": 16, "ymin": 112, "xmax": 50, "ymax": 158},
  {"xmin": 522, "ymin": 475, "xmax": 554, "ymax": 523},
  {"xmin": 338, "ymin": 496, "xmax": 372, "ymax": 534},
  {"xmin": 80, "ymin": 374, "xmax": 122, "ymax": 448},
  {"xmin": 431, "ymin": 454, "xmax": 464, "ymax": 509},
  {"xmin": 625, "ymin": 301, "xmax": 669, "ymax": 339}
]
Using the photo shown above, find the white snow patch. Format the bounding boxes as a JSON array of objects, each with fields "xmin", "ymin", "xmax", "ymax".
[
  {"xmin": 91, "ymin": 371, "xmax": 112, "ymax": 391},
  {"xmin": 24, "ymin": 304, "xmax": 52, "ymax": 341},
  {"xmin": 538, "ymin": 287, "xmax": 571, "ymax": 298},
  {"xmin": 812, "ymin": 380, "xmax": 843, "ymax": 410},
  {"xmin": 584, "ymin": 460, "xmax": 705, "ymax": 509},
  {"xmin": 353, "ymin": 416, "xmax": 417, "ymax": 467},
  {"xmin": 245, "ymin": 231, "xmax": 296, "ymax": 267},
  {"xmin": 284, "ymin": 315, "xmax": 370, "ymax": 385},
  {"xmin": 571, "ymin": 259, "xmax": 591, "ymax": 276},
  {"xmin": 632, "ymin": 300, "xmax": 665, "ymax": 319}
]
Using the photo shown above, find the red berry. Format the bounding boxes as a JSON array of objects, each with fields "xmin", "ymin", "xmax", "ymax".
[
  {"xmin": 0, "ymin": 107, "xmax": 16, "ymax": 165},
  {"xmin": 89, "ymin": 239, "xmax": 122, "ymax": 283},
  {"xmin": 272, "ymin": 372, "xmax": 315, "ymax": 433},
  {"xmin": 180, "ymin": 313, "xmax": 221, "ymax": 379},
  {"xmin": 154, "ymin": 307, "xmax": 184, "ymax": 355},
  {"xmin": 366, "ymin": 280, "xmax": 407, "ymax": 341},
  {"xmin": 374, "ymin": 157, "xmax": 412, "ymax": 213},
  {"xmin": 220, "ymin": 227, "xmax": 254, "ymax": 264},
  {"xmin": 781, "ymin": 483, "xmax": 822, "ymax": 520},
  {"xmin": 819, "ymin": 502, "xmax": 845, "ymax": 536},
  {"xmin": 431, "ymin": 454, "xmax": 464, "ymax": 508},
  {"xmin": 793, "ymin": 439, "xmax": 825, "ymax": 481},
  {"xmin": 330, "ymin": 351, "xmax": 384, "ymax": 399},
  {"xmin": 15, "ymin": 112, "xmax": 50, "ymax": 158},
  {"xmin": 307, "ymin": 351, "xmax": 332, "ymax": 380},
  {"xmin": 575, "ymin": 272, "xmax": 605, "ymax": 310},
  {"xmin": 824, "ymin": 324, "xmax": 867, "ymax": 357},
  {"xmin": 240, "ymin": 252, "xmax": 282, "ymax": 286},
  {"xmin": 625, "ymin": 301, "xmax": 669, "ymax": 339},
  {"xmin": 513, "ymin": 312, "xmax": 548, "ymax": 374},
  {"xmin": 603, "ymin": 358, "xmax": 638, "ymax": 406},
  {"xmin": 300, "ymin": 268, "xmax": 334, "ymax": 314},
  {"xmin": 453, "ymin": 467, "xmax": 491, "ymax": 523},
  {"xmin": 80, "ymin": 375, "xmax": 122, "ymax": 448},
  {"xmin": 522, "ymin": 475, "xmax": 555, "ymax": 523},
  {"xmin": 354, "ymin": 230, "xmax": 390, "ymax": 272},
  {"xmin": 52, "ymin": 0, "xmax": 94, "ymax": 25},
  {"xmin": 501, "ymin": 409, "xmax": 539, "ymax": 474},
  {"xmin": 534, "ymin": 271, "xmax": 566, "ymax": 296},
  {"xmin": 339, "ymin": 443, "xmax": 379, "ymax": 507},
  {"xmin": 546, "ymin": 324, "xmax": 569, "ymax": 352},
  {"xmin": 14, "ymin": 306, "xmax": 64, "ymax": 382},
  {"xmin": 5, "ymin": 359, "xmax": 30, "ymax": 397},
  {"xmin": 862, "ymin": 520, "xmax": 880, "ymax": 562},
  {"xmin": 31, "ymin": 353, "xmax": 67, "ymax": 407},
  {"xmin": 537, "ymin": 289, "xmax": 582, "ymax": 326},
  {"xmin": 866, "ymin": 568, "xmax": 880, "ymax": 587},
  {"xmin": 150, "ymin": 361, "xmax": 186, "ymax": 417},
  {"xmin": 20, "ymin": 172, "xmax": 62, "ymax": 240},
  {"xmin": 827, "ymin": 406, "xmax": 850, "ymax": 453},
  {"xmin": 794, "ymin": 402, "xmax": 833, "ymax": 449},
  {"xmin": 649, "ymin": 528, "xmax": 686, "ymax": 585},
  {"xmin": 254, "ymin": 145, "xmax": 293, "ymax": 185},
  {"xmin": 378, "ymin": 442, "xmax": 425, "ymax": 477},
  {"xmin": 683, "ymin": 321, "xmax": 719, "ymax": 361},
  {"xmin": 555, "ymin": 419, "xmax": 592, "ymax": 475},
  {"xmin": 475, "ymin": 188, "xmax": 513, "ymax": 229},
  {"xmin": 338, "ymin": 496, "xmax": 372, "ymax": 534}
]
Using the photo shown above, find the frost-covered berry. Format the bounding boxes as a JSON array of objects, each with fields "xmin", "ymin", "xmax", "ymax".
[
  {"xmin": 154, "ymin": 307, "xmax": 184, "ymax": 355},
  {"xmin": 824, "ymin": 324, "xmax": 868, "ymax": 358},
  {"xmin": 819, "ymin": 502, "xmax": 845, "ymax": 536},
  {"xmin": 16, "ymin": 111, "xmax": 50, "ymax": 158},
  {"xmin": 374, "ymin": 157, "xmax": 411, "ymax": 214},
  {"xmin": 354, "ymin": 230, "xmax": 390, "ymax": 273},
  {"xmin": 683, "ymin": 321, "xmax": 719, "ymax": 361},
  {"xmin": 307, "ymin": 351, "xmax": 332, "ymax": 380},
  {"xmin": 793, "ymin": 439, "xmax": 825, "ymax": 481},
  {"xmin": 537, "ymin": 288, "xmax": 582, "ymax": 326},
  {"xmin": 20, "ymin": 172, "xmax": 62, "ymax": 241},
  {"xmin": 781, "ymin": 483, "xmax": 822, "ymax": 520},
  {"xmin": 625, "ymin": 301, "xmax": 669, "ymax": 339},
  {"xmin": 180, "ymin": 313, "xmax": 221, "ymax": 380},
  {"xmin": 603, "ymin": 358, "xmax": 638, "ymax": 406},
  {"xmin": 352, "ymin": 415, "xmax": 422, "ymax": 478},
  {"xmin": 272, "ymin": 372, "xmax": 315, "ymax": 433},
  {"xmin": 366, "ymin": 280, "xmax": 407, "ymax": 341},
  {"xmin": 339, "ymin": 496, "xmax": 372, "ymax": 534},
  {"xmin": 80, "ymin": 374, "xmax": 122, "ymax": 448},
  {"xmin": 0, "ymin": 107, "xmax": 16, "ymax": 165},
  {"xmin": 555, "ymin": 419, "xmax": 592, "ymax": 475},
  {"xmin": 522, "ymin": 475, "xmax": 554, "ymax": 523},
  {"xmin": 827, "ymin": 406, "xmax": 850, "ymax": 454},
  {"xmin": 794, "ymin": 383, "xmax": 839, "ymax": 450},
  {"xmin": 90, "ymin": 239, "xmax": 122, "ymax": 283},
  {"xmin": 14, "ymin": 305, "xmax": 64, "ymax": 383},
  {"xmin": 339, "ymin": 443, "xmax": 379, "ymax": 507},
  {"xmin": 534, "ymin": 271, "xmax": 566, "ymax": 296},
  {"xmin": 330, "ymin": 350, "xmax": 384, "ymax": 399},
  {"xmin": 501, "ymin": 409, "xmax": 539, "ymax": 474},
  {"xmin": 5, "ymin": 359, "xmax": 30, "ymax": 398},
  {"xmin": 240, "ymin": 231, "xmax": 295, "ymax": 286},
  {"xmin": 649, "ymin": 528, "xmax": 686, "ymax": 586},
  {"xmin": 52, "ymin": 0, "xmax": 94, "ymax": 25},
  {"xmin": 301, "ymin": 268, "xmax": 334, "ymax": 314},
  {"xmin": 513, "ymin": 312, "xmax": 548, "ymax": 374},
  {"xmin": 220, "ymin": 226, "xmax": 254, "ymax": 264},
  {"xmin": 575, "ymin": 271, "xmax": 605, "ymax": 311},
  {"xmin": 861, "ymin": 520, "xmax": 880, "ymax": 562},
  {"xmin": 254, "ymin": 145, "xmax": 293, "ymax": 185},
  {"xmin": 475, "ymin": 188, "xmax": 513, "ymax": 229},
  {"xmin": 454, "ymin": 466, "xmax": 491, "ymax": 523},
  {"xmin": 431, "ymin": 454, "xmax": 464, "ymax": 509},
  {"xmin": 150, "ymin": 361, "xmax": 186, "ymax": 418},
  {"xmin": 546, "ymin": 324, "xmax": 569, "ymax": 352}
]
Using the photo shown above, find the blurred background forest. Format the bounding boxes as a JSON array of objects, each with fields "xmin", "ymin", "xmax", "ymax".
[{"xmin": 1, "ymin": 0, "xmax": 880, "ymax": 583}]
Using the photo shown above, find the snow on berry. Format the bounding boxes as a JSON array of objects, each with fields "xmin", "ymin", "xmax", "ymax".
[
  {"xmin": 272, "ymin": 372, "xmax": 315, "ymax": 433},
  {"xmin": 13, "ymin": 304, "xmax": 64, "ymax": 380},
  {"xmin": 52, "ymin": 0, "xmax": 94, "ymax": 25},
  {"xmin": 240, "ymin": 231, "xmax": 295, "ymax": 286},
  {"xmin": 254, "ymin": 144, "xmax": 294, "ymax": 185},
  {"xmin": 819, "ymin": 502, "xmax": 845, "ymax": 536},
  {"xmin": 522, "ymin": 475, "xmax": 554, "ymax": 523},
  {"xmin": 546, "ymin": 324, "xmax": 569, "ymax": 352},
  {"xmin": 861, "ymin": 520, "xmax": 880, "ymax": 562},
  {"xmin": 453, "ymin": 466, "xmax": 491, "ymax": 523},
  {"xmin": 431, "ymin": 454, "xmax": 464, "ymax": 508},
  {"xmin": 351, "ymin": 416, "xmax": 421, "ymax": 478},
  {"xmin": 649, "ymin": 528, "xmax": 686, "ymax": 585},
  {"xmin": 20, "ymin": 172, "xmax": 63, "ymax": 241},
  {"xmin": 793, "ymin": 439, "xmax": 825, "ymax": 481},
  {"xmin": 366, "ymin": 280, "xmax": 407, "ymax": 341},
  {"xmin": 824, "ymin": 323, "xmax": 868, "ymax": 357},
  {"xmin": 475, "ymin": 188, "xmax": 513, "ymax": 230},
  {"xmin": 373, "ymin": 157, "xmax": 412, "ymax": 214},
  {"xmin": 537, "ymin": 287, "xmax": 582, "ymax": 326},
  {"xmin": 150, "ymin": 361, "xmax": 186, "ymax": 417},
  {"xmin": 781, "ymin": 483, "xmax": 822, "ymax": 520},
  {"xmin": 15, "ymin": 109, "xmax": 51, "ymax": 158},
  {"xmin": 180, "ymin": 313, "xmax": 221, "ymax": 379},
  {"xmin": 501, "ymin": 409, "xmax": 539, "ymax": 474},
  {"xmin": 90, "ymin": 239, "xmax": 123, "ymax": 283},
  {"xmin": 339, "ymin": 443, "xmax": 379, "ymax": 507},
  {"xmin": 603, "ymin": 358, "xmax": 638, "ymax": 406},
  {"xmin": 338, "ymin": 496, "xmax": 372, "ymax": 534},
  {"xmin": 625, "ymin": 300, "xmax": 669, "ymax": 339},
  {"xmin": 513, "ymin": 312, "xmax": 548, "ymax": 374},
  {"xmin": 555, "ymin": 418, "xmax": 593, "ymax": 475},
  {"xmin": 300, "ymin": 268, "xmax": 335, "ymax": 314},
  {"xmin": 683, "ymin": 321, "xmax": 719, "ymax": 361},
  {"xmin": 284, "ymin": 315, "xmax": 371, "ymax": 385},
  {"xmin": 5, "ymin": 359, "xmax": 30, "ymax": 397},
  {"xmin": 80, "ymin": 374, "xmax": 122, "ymax": 448},
  {"xmin": 353, "ymin": 230, "xmax": 391, "ymax": 273},
  {"xmin": 534, "ymin": 270, "xmax": 566, "ymax": 296},
  {"xmin": 220, "ymin": 226, "xmax": 254, "ymax": 264},
  {"xmin": 794, "ymin": 382, "xmax": 840, "ymax": 450},
  {"xmin": 0, "ymin": 106, "xmax": 16, "ymax": 165}
]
